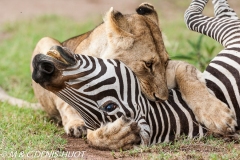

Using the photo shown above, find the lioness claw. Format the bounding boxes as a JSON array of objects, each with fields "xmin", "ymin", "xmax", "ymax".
[{"xmin": 65, "ymin": 120, "xmax": 87, "ymax": 138}]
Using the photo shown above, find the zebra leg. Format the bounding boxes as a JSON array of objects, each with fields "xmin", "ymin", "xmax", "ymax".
[
  {"xmin": 166, "ymin": 60, "xmax": 237, "ymax": 134},
  {"xmin": 184, "ymin": 0, "xmax": 215, "ymax": 40},
  {"xmin": 185, "ymin": 0, "xmax": 240, "ymax": 48},
  {"xmin": 212, "ymin": 0, "xmax": 239, "ymax": 20},
  {"xmin": 87, "ymin": 116, "xmax": 141, "ymax": 150},
  {"xmin": 31, "ymin": 37, "xmax": 87, "ymax": 138}
]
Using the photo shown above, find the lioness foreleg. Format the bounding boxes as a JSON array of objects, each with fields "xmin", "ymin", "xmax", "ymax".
[
  {"xmin": 87, "ymin": 116, "xmax": 141, "ymax": 150},
  {"xmin": 55, "ymin": 99, "xmax": 87, "ymax": 137},
  {"xmin": 166, "ymin": 60, "xmax": 237, "ymax": 135}
]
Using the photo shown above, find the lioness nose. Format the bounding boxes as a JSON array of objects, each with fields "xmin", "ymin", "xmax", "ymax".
[{"xmin": 154, "ymin": 92, "xmax": 168, "ymax": 102}]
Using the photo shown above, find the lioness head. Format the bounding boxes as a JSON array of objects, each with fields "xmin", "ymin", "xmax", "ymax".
[{"xmin": 102, "ymin": 3, "xmax": 169, "ymax": 101}]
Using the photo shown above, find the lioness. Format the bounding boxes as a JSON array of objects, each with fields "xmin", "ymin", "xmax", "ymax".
[{"xmin": 31, "ymin": 2, "xmax": 236, "ymax": 138}]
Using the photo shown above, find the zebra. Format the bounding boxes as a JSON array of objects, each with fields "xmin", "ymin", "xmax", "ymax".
[
  {"xmin": 32, "ymin": 46, "xmax": 206, "ymax": 146},
  {"xmin": 185, "ymin": 0, "xmax": 240, "ymax": 126}
]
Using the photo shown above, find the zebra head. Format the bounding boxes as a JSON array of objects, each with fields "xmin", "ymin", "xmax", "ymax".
[{"xmin": 32, "ymin": 46, "xmax": 151, "ymax": 144}]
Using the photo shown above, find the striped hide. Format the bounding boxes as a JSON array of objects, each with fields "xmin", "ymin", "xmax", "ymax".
[{"xmin": 185, "ymin": 0, "xmax": 240, "ymax": 127}]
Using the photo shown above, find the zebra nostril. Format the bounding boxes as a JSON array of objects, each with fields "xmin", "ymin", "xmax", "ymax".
[{"xmin": 39, "ymin": 61, "xmax": 55, "ymax": 75}]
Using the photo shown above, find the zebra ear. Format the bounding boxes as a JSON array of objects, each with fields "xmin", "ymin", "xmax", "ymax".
[{"xmin": 104, "ymin": 7, "xmax": 134, "ymax": 50}]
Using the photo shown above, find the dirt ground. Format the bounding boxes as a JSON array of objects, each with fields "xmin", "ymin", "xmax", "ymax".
[
  {"xmin": 1, "ymin": 0, "xmax": 240, "ymax": 159},
  {"xmin": 62, "ymin": 135, "xmax": 116, "ymax": 160}
]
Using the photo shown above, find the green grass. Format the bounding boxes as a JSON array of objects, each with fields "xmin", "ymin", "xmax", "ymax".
[{"xmin": 0, "ymin": 103, "xmax": 65, "ymax": 152}]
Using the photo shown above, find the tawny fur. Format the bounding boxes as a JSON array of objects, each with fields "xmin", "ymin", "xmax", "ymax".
[{"xmin": 87, "ymin": 116, "xmax": 140, "ymax": 150}]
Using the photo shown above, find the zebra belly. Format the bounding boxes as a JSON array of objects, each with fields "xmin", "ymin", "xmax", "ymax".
[
  {"xmin": 147, "ymin": 89, "xmax": 206, "ymax": 145},
  {"xmin": 204, "ymin": 49, "xmax": 240, "ymax": 128}
]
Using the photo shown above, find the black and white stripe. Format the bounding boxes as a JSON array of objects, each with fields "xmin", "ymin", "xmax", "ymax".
[
  {"xmin": 185, "ymin": 0, "xmax": 240, "ymax": 126},
  {"xmin": 55, "ymin": 54, "xmax": 205, "ymax": 145}
]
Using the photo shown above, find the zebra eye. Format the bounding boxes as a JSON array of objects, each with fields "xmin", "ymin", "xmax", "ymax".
[{"xmin": 103, "ymin": 103, "xmax": 118, "ymax": 112}]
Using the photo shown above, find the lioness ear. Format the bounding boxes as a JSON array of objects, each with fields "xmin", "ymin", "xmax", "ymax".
[
  {"xmin": 136, "ymin": 3, "xmax": 159, "ymax": 26},
  {"xmin": 143, "ymin": 15, "xmax": 169, "ymax": 63},
  {"xmin": 104, "ymin": 7, "xmax": 134, "ymax": 50}
]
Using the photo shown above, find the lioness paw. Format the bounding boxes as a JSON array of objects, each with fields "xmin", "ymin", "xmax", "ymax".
[
  {"xmin": 196, "ymin": 100, "xmax": 237, "ymax": 135},
  {"xmin": 64, "ymin": 119, "xmax": 87, "ymax": 138},
  {"xmin": 87, "ymin": 116, "xmax": 141, "ymax": 151}
]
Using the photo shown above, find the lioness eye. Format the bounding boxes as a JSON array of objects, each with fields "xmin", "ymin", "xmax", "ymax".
[
  {"xmin": 102, "ymin": 103, "xmax": 118, "ymax": 112},
  {"xmin": 145, "ymin": 62, "xmax": 153, "ymax": 68},
  {"xmin": 165, "ymin": 61, "xmax": 168, "ymax": 67},
  {"xmin": 165, "ymin": 59, "xmax": 170, "ymax": 67}
]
